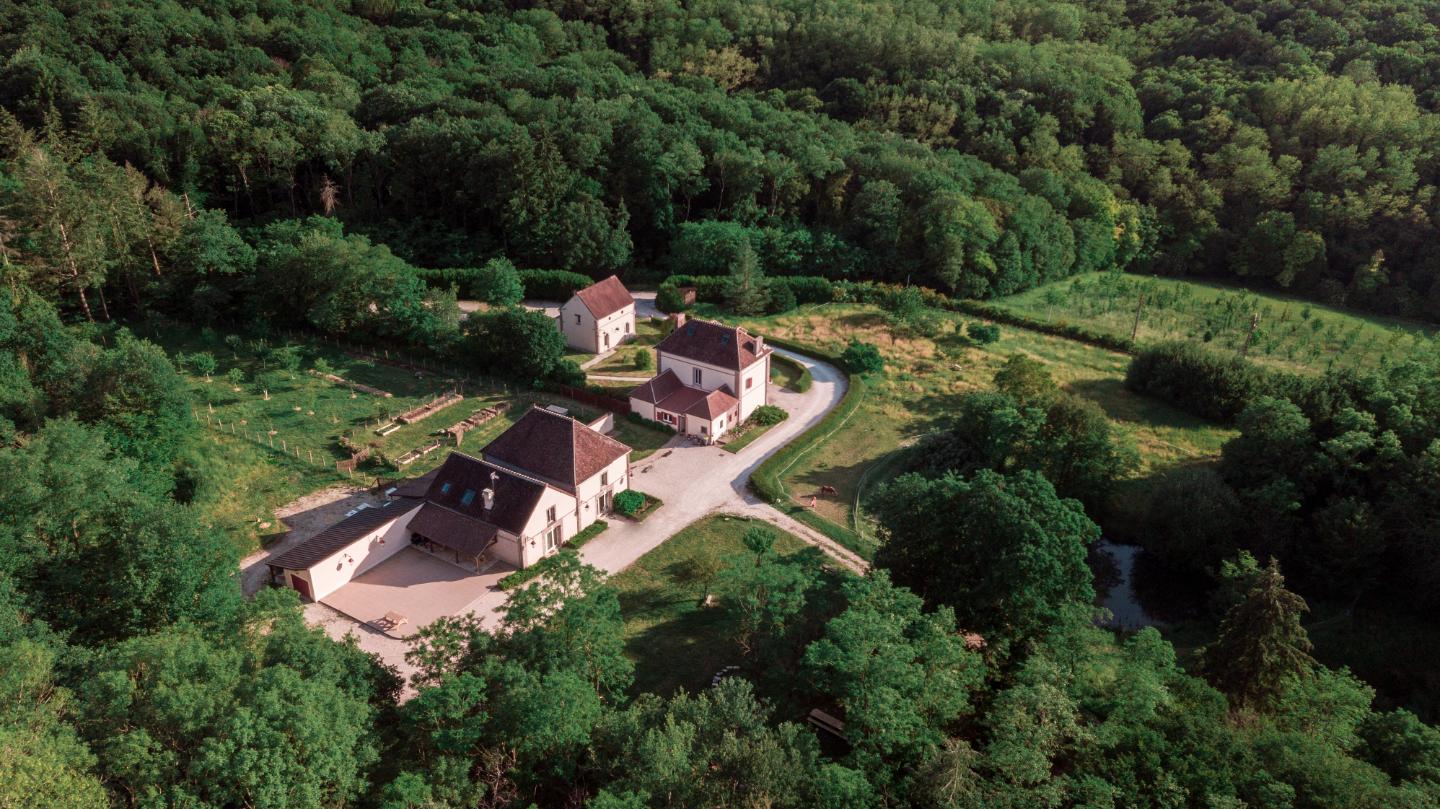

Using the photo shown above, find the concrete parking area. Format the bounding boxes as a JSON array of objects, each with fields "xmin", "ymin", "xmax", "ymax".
[{"xmin": 320, "ymin": 547, "xmax": 514, "ymax": 638}]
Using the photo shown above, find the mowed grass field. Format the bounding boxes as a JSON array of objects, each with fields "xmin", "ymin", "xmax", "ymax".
[
  {"xmin": 706, "ymin": 303, "xmax": 1236, "ymax": 544},
  {"xmin": 153, "ymin": 325, "xmax": 669, "ymax": 551},
  {"xmin": 990, "ymin": 272, "xmax": 1436, "ymax": 375},
  {"xmin": 611, "ymin": 514, "xmax": 834, "ymax": 697}
]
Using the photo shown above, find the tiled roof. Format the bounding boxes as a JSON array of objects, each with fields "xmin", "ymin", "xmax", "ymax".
[
  {"xmin": 655, "ymin": 319, "xmax": 768, "ymax": 371},
  {"xmin": 572, "ymin": 276, "xmax": 634, "ymax": 319},
  {"xmin": 408, "ymin": 502, "xmax": 498, "ymax": 558},
  {"xmin": 481, "ymin": 407, "xmax": 630, "ymax": 491},
  {"xmin": 270, "ymin": 503, "xmax": 407, "ymax": 570},
  {"xmin": 423, "ymin": 452, "xmax": 545, "ymax": 535},
  {"xmin": 390, "ymin": 467, "xmax": 439, "ymax": 499},
  {"xmin": 686, "ymin": 386, "xmax": 739, "ymax": 420},
  {"xmin": 629, "ymin": 368, "xmax": 685, "ymax": 405}
]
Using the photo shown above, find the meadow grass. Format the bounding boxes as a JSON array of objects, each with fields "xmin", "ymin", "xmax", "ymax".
[
  {"xmin": 701, "ymin": 303, "xmax": 1236, "ymax": 544},
  {"xmin": 611, "ymin": 514, "xmax": 821, "ymax": 697},
  {"xmin": 990, "ymin": 272, "xmax": 1437, "ymax": 375}
]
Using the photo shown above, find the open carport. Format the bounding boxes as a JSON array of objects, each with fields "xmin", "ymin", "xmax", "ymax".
[{"xmin": 320, "ymin": 547, "xmax": 514, "ymax": 637}]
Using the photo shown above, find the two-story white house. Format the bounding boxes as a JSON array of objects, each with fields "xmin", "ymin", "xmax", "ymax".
[
  {"xmin": 267, "ymin": 407, "xmax": 631, "ymax": 601},
  {"xmin": 628, "ymin": 315, "xmax": 772, "ymax": 443},
  {"xmin": 559, "ymin": 275, "xmax": 636, "ymax": 353}
]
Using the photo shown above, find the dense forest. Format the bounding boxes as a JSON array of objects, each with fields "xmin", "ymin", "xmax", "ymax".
[
  {"xmin": 5, "ymin": 1, "xmax": 1440, "ymax": 807},
  {"xmin": 4, "ymin": 0, "xmax": 1440, "ymax": 318}
]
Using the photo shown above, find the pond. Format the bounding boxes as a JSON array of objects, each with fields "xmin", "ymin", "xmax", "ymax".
[
  {"xmin": 1092, "ymin": 539, "xmax": 1211, "ymax": 630},
  {"xmin": 1095, "ymin": 540, "xmax": 1163, "ymax": 630}
]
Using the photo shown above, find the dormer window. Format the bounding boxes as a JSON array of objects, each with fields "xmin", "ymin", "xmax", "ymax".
[
  {"xmin": 440, "ymin": 482, "xmax": 452, "ymax": 495},
  {"xmin": 460, "ymin": 489, "xmax": 476, "ymax": 506}
]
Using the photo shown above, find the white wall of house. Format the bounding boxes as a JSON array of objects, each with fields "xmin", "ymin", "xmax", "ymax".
[
  {"xmin": 630, "ymin": 398, "xmax": 656, "ymax": 422},
  {"xmin": 559, "ymin": 298, "xmax": 598, "ymax": 352},
  {"xmin": 658, "ymin": 354, "xmax": 735, "ymax": 393},
  {"xmin": 574, "ymin": 452, "xmax": 629, "ymax": 528},
  {"xmin": 515, "ymin": 485, "xmax": 578, "ymax": 568},
  {"xmin": 559, "ymin": 300, "xmax": 636, "ymax": 353},
  {"xmin": 737, "ymin": 354, "xmax": 770, "ymax": 421},
  {"xmin": 287, "ymin": 506, "xmax": 420, "ymax": 601},
  {"xmin": 594, "ymin": 306, "xmax": 635, "ymax": 352}
]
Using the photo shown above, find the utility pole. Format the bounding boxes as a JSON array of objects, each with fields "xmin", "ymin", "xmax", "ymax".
[
  {"xmin": 1240, "ymin": 312, "xmax": 1261, "ymax": 358},
  {"xmin": 1130, "ymin": 294, "xmax": 1146, "ymax": 343}
]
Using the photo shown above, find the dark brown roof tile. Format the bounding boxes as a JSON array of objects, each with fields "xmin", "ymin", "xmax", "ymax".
[{"xmin": 572, "ymin": 276, "xmax": 634, "ymax": 319}]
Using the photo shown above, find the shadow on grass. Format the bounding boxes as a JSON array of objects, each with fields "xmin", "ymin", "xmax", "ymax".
[{"xmin": 625, "ymin": 598, "xmax": 737, "ymax": 697}]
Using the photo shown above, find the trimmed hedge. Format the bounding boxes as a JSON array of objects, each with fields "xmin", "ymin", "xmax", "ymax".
[{"xmin": 519, "ymin": 269, "xmax": 595, "ymax": 301}]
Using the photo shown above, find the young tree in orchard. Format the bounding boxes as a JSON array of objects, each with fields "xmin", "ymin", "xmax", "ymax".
[
  {"xmin": 870, "ymin": 469, "xmax": 1098, "ymax": 644},
  {"xmin": 803, "ymin": 571, "xmax": 985, "ymax": 783},
  {"xmin": 1201, "ymin": 557, "xmax": 1316, "ymax": 712},
  {"xmin": 724, "ymin": 241, "xmax": 769, "ymax": 315}
]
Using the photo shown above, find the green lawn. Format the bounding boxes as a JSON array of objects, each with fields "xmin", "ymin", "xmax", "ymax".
[
  {"xmin": 588, "ymin": 319, "xmax": 668, "ymax": 377},
  {"xmin": 705, "ymin": 303, "xmax": 1236, "ymax": 548},
  {"xmin": 990, "ymin": 272, "xmax": 1437, "ymax": 375},
  {"xmin": 769, "ymin": 352, "xmax": 809, "ymax": 390},
  {"xmin": 611, "ymin": 514, "xmax": 823, "ymax": 697}
]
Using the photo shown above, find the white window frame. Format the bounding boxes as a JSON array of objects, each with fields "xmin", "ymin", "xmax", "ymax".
[{"xmin": 693, "ymin": 368, "xmax": 702, "ymax": 385}]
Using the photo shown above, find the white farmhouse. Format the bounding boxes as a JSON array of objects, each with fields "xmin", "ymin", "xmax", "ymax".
[
  {"xmin": 628, "ymin": 314, "xmax": 772, "ymax": 443},
  {"xmin": 558, "ymin": 275, "xmax": 636, "ymax": 353},
  {"xmin": 267, "ymin": 406, "xmax": 631, "ymax": 601}
]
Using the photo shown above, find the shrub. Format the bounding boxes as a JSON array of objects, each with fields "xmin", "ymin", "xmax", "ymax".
[
  {"xmin": 777, "ymin": 276, "xmax": 836, "ymax": 304},
  {"xmin": 967, "ymin": 322, "xmax": 1001, "ymax": 344},
  {"xmin": 656, "ymin": 284, "xmax": 689, "ymax": 313},
  {"xmin": 766, "ymin": 279, "xmax": 798, "ymax": 314},
  {"xmin": 613, "ymin": 489, "xmax": 646, "ymax": 516},
  {"xmin": 634, "ymin": 348, "xmax": 652, "ymax": 370},
  {"xmin": 473, "ymin": 258, "xmax": 524, "ymax": 305},
  {"xmin": 840, "ymin": 339, "xmax": 884, "ymax": 374},
  {"xmin": 751, "ymin": 404, "xmax": 788, "ymax": 425},
  {"xmin": 518, "ymin": 269, "xmax": 594, "ymax": 300}
]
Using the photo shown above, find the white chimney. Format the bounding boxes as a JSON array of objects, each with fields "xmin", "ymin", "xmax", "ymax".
[
  {"xmin": 755, "ymin": 334, "xmax": 764, "ymax": 352},
  {"xmin": 672, "ymin": 312, "xmax": 686, "ymax": 328},
  {"xmin": 482, "ymin": 488, "xmax": 494, "ymax": 510}
]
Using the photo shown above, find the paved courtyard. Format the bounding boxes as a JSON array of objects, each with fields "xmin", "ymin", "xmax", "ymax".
[{"xmin": 320, "ymin": 547, "xmax": 514, "ymax": 638}]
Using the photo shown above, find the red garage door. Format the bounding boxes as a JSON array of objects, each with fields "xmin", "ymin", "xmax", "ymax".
[{"xmin": 290, "ymin": 575, "xmax": 312, "ymax": 601}]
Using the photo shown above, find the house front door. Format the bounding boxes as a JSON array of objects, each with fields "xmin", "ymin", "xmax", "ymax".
[
  {"xmin": 291, "ymin": 575, "xmax": 312, "ymax": 602},
  {"xmin": 678, "ymin": 414, "xmax": 687, "ymax": 433}
]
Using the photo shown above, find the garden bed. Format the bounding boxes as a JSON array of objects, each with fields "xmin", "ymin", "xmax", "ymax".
[{"xmin": 614, "ymin": 489, "xmax": 662, "ymax": 522}]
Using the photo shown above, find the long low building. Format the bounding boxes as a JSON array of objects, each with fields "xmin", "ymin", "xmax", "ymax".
[{"xmin": 268, "ymin": 406, "xmax": 632, "ymax": 601}]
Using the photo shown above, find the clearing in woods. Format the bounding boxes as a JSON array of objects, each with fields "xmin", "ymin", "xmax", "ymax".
[{"xmin": 702, "ymin": 302, "xmax": 1236, "ymax": 552}]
